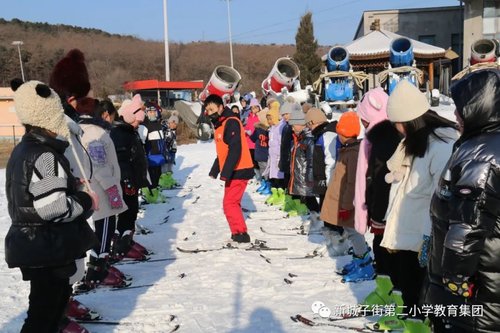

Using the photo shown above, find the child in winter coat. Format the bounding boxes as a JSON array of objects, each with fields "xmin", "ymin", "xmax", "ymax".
[
  {"xmin": 76, "ymin": 97, "xmax": 128, "ymax": 289},
  {"xmin": 206, "ymin": 94, "xmax": 255, "ymax": 243},
  {"xmin": 250, "ymin": 108, "xmax": 270, "ymax": 194},
  {"xmin": 5, "ymin": 80, "xmax": 98, "ymax": 333},
  {"xmin": 320, "ymin": 112, "xmax": 374, "ymax": 281},
  {"xmin": 110, "ymin": 94, "xmax": 150, "ymax": 260},
  {"xmin": 265, "ymin": 101, "xmax": 286, "ymax": 189},
  {"xmin": 141, "ymin": 104, "xmax": 167, "ymax": 188},
  {"xmin": 163, "ymin": 113, "xmax": 178, "ymax": 174},
  {"xmin": 244, "ymin": 98, "xmax": 261, "ymax": 179},
  {"xmin": 383, "ymin": 81, "xmax": 458, "ymax": 310},
  {"xmin": 354, "ymin": 88, "xmax": 401, "ymax": 277},
  {"xmin": 305, "ymin": 107, "xmax": 348, "ymax": 255},
  {"xmin": 288, "ymin": 105, "xmax": 318, "ymax": 212},
  {"xmin": 279, "ymin": 101, "xmax": 298, "ymax": 190}
]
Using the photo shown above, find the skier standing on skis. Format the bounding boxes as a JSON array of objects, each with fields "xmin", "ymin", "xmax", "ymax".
[
  {"xmin": 382, "ymin": 80, "xmax": 457, "ymax": 309},
  {"xmin": 305, "ymin": 107, "xmax": 346, "ymax": 255},
  {"xmin": 279, "ymin": 101, "xmax": 297, "ymax": 192},
  {"xmin": 75, "ymin": 97, "xmax": 129, "ymax": 289},
  {"xmin": 244, "ymin": 98, "xmax": 262, "ymax": 181},
  {"xmin": 422, "ymin": 69, "xmax": 500, "ymax": 333},
  {"xmin": 250, "ymin": 107, "xmax": 270, "ymax": 195},
  {"xmin": 110, "ymin": 94, "xmax": 151, "ymax": 260},
  {"xmin": 287, "ymin": 104, "xmax": 318, "ymax": 215},
  {"xmin": 354, "ymin": 87, "xmax": 401, "ymax": 276},
  {"xmin": 264, "ymin": 100, "xmax": 286, "ymax": 190},
  {"xmin": 320, "ymin": 112, "xmax": 371, "ymax": 275},
  {"xmin": 5, "ymin": 79, "xmax": 98, "ymax": 333},
  {"xmin": 141, "ymin": 103, "xmax": 167, "ymax": 189},
  {"xmin": 206, "ymin": 94, "xmax": 254, "ymax": 243}
]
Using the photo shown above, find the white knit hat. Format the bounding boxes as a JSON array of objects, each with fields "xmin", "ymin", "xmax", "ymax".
[
  {"xmin": 387, "ymin": 80, "xmax": 430, "ymax": 122},
  {"xmin": 11, "ymin": 80, "xmax": 70, "ymax": 138}
]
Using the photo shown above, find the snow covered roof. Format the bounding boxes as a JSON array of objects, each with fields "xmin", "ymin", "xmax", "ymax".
[{"xmin": 324, "ymin": 29, "xmax": 446, "ymax": 61}]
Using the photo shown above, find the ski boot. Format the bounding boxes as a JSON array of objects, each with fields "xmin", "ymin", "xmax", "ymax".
[
  {"xmin": 362, "ymin": 275, "xmax": 395, "ymax": 308},
  {"xmin": 403, "ymin": 318, "xmax": 431, "ymax": 333},
  {"xmin": 152, "ymin": 188, "xmax": 167, "ymax": 203},
  {"xmin": 326, "ymin": 229, "xmax": 350, "ymax": 257},
  {"xmin": 272, "ymin": 188, "xmax": 286, "ymax": 206},
  {"xmin": 131, "ymin": 239, "xmax": 151, "ymax": 255},
  {"xmin": 256, "ymin": 179, "xmax": 268, "ymax": 193},
  {"xmin": 59, "ymin": 317, "xmax": 90, "ymax": 333},
  {"xmin": 232, "ymin": 232, "xmax": 251, "ymax": 243},
  {"xmin": 66, "ymin": 297, "xmax": 101, "ymax": 321},
  {"xmin": 85, "ymin": 252, "xmax": 128, "ymax": 288},
  {"xmin": 338, "ymin": 250, "xmax": 373, "ymax": 275},
  {"xmin": 159, "ymin": 172, "xmax": 177, "ymax": 189},
  {"xmin": 265, "ymin": 188, "xmax": 279, "ymax": 205},
  {"xmin": 293, "ymin": 199, "xmax": 309, "ymax": 216},
  {"xmin": 261, "ymin": 183, "xmax": 272, "ymax": 196},
  {"xmin": 141, "ymin": 187, "xmax": 159, "ymax": 204},
  {"xmin": 113, "ymin": 231, "xmax": 148, "ymax": 261},
  {"xmin": 281, "ymin": 195, "xmax": 296, "ymax": 213},
  {"xmin": 341, "ymin": 261, "xmax": 375, "ymax": 283},
  {"xmin": 107, "ymin": 264, "xmax": 132, "ymax": 281},
  {"xmin": 366, "ymin": 290, "xmax": 405, "ymax": 331}
]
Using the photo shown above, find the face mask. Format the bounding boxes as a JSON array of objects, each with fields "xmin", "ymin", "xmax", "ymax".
[{"xmin": 208, "ymin": 112, "xmax": 220, "ymax": 124}]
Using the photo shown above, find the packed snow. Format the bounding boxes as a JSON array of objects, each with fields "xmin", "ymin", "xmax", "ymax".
[{"xmin": 0, "ymin": 102, "xmax": 456, "ymax": 333}]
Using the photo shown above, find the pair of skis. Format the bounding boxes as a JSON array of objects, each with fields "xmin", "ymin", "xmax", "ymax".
[
  {"xmin": 176, "ymin": 240, "xmax": 287, "ymax": 253},
  {"xmin": 291, "ymin": 314, "xmax": 390, "ymax": 332},
  {"xmin": 78, "ymin": 314, "xmax": 179, "ymax": 332}
]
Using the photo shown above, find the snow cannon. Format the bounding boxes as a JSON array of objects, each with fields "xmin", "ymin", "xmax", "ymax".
[
  {"xmin": 262, "ymin": 57, "xmax": 300, "ymax": 94},
  {"xmin": 390, "ymin": 37, "xmax": 414, "ymax": 67},
  {"xmin": 387, "ymin": 37, "xmax": 418, "ymax": 94},
  {"xmin": 326, "ymin": 46, "xmax": 350, "ymax": 72},
  {"xmin": 470, "ymin": 39, "xmax": 498, "ymax": 65},
  {"xmin": 199, "ymin": 65, "xmax": 241, "ymax": 103}
]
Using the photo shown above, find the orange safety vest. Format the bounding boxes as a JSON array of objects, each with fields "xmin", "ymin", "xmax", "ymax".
[{"xmin": 215, "ymin": 117, "xmax": 253, "ymax": 172}]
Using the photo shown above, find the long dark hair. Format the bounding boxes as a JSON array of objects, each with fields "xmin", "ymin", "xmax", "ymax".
[{"xmin": 402, "ymin": 110, "xmax": 456, "ymax": 158}]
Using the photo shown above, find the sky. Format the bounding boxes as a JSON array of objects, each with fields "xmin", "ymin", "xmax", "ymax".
[{"xmin": 2, "ymin": 0, "xmax": 458, "ymax": 46}]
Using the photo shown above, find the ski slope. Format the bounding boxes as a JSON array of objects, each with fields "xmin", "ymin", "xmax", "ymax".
[{"xmin": 0, "ymin": 103, "xmax": 456, "ymax": 332}]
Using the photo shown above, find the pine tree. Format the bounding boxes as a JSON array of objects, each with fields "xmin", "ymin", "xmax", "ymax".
[{"xmin": 293, "ymin": 12, "xmax": 322, "ymax": 87}]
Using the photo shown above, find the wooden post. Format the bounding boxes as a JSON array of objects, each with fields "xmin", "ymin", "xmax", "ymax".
[{"xmin": 428, "ymin": 62, "xmax": 434, "ymax": 90}]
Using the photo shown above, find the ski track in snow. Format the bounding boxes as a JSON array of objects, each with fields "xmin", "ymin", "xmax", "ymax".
[{"xmin": 0, "ymin": 104, "xmax": 456, "ymax": 333}]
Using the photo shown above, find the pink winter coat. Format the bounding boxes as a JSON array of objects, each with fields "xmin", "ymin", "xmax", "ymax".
[{"xmin": 244, "ymin": 112, "xmax": 259, "ymax": 150}]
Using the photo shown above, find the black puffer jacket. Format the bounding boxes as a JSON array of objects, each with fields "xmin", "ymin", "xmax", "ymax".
[
  {"xmin": 4, "ymin": 130, "xmax": 97, "ymax": 269},
  {"xmin": 365, "ymin": 120, "xmax": 401, "ymax": 223},
  {"xmin": 422, "ymin": 69, "xmax": 500, "ymax": 333},
  {"xmin": 110, "ymin": 118, "xmax": 149, "ymax": 189},
  {"xmin": 289, "ymin": 128, "xmax": 315, "ymax": 197}
]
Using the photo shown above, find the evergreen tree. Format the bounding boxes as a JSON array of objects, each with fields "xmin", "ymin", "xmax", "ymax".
[{"xmin": 293, "ymin": 12, "xmax": 322, "ymax": 87}]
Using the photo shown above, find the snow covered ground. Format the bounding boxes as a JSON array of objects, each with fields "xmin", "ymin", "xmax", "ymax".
[{"xmin": 0, "ymin": 102, "xmax": 456, "ymax": 333}]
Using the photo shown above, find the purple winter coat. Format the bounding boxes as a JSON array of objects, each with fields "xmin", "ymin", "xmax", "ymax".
[{"xmin": 265, "ymin": 119, "xmax": 285, "ymax": 179}]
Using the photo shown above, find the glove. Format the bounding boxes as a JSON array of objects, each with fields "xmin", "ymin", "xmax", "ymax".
[
  {"xmin": 443, "ymin": 274, "xmax": 475, "ymax": 298},
  {"xmin": 418, "ymin": 235, "xmax": 431, "ymax": 268},
  {"xmin": 87, "ymin": 190, "xmax": 99, "ymax": 211},
  {"xmin": 105, "ymin": 185, "xmax": 124, "ymax": 209},
  {"xmin": 369, "ymin": 219, "xmax": 385, "ymax": 235},
  {"xmin": 338, "ymin": 209, "xmax": 352, "ymax": 221}
]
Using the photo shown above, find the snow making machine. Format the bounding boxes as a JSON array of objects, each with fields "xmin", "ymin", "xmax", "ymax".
[
  {"xmin": 261, "ymin": 57, "xmax": 315, "ymax": 105},
  {"xmin": 378, "ymin": 37, "xmax": 423, "ymax": 95},
  {"xmin": 174, "ymin": 65, "xmax": 242, "ymax": 141},
  {"xmin": 452, "ymin": 38, "xmax": 500, "ymax": 81},
  {"xmin": 313, "ymin": 46, "xmax": 368, "ymax": 118}
]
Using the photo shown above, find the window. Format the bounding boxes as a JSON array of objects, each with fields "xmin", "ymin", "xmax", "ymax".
[
  {"xmin": 418, "ymin": 35, "xmax": 436, "ymax": 46},
  {"xmin": 483, "ymin": 0, "xmax": 500, "ymax": 18}
]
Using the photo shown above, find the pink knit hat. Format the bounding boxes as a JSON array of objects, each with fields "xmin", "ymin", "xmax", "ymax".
[
  {"xmin": 118, "ymin": 94, "xmax": 145, "ymax": 124},
  {"xmin": 356, "ymin": 87, "xmax": 389, "ymax": 130}
]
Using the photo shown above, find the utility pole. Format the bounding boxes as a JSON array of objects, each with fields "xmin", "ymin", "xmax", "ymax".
[
  {"xmin": 12, "ymin": 41, "xmax": 25, "ymax": 81},
  {"xmin": 226, "ymin": 0, "xmax": 234, "ymax": 68},
  {"xmin": 163, "ymin": 0, "xmax": 170, "ymax": 81}
]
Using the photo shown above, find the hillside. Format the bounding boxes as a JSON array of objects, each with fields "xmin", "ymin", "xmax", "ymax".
[{"xmin": 0, "ymin": 18, "xmax": 329, "ymax": 97}]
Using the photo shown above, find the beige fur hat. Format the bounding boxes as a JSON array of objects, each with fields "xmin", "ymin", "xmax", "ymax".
[
  {"xmin": 11, "ymin": 79, "xmax": 70, "ymax": 138},
  {"xmin": 387, "ymin": 80, "xmax": 430, "ymax": 122}
]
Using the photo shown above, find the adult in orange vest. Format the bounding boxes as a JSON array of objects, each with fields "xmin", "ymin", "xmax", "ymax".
[{"xmin": 205, "ymin": 94, "xmax": 255, "ymax": 243}]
